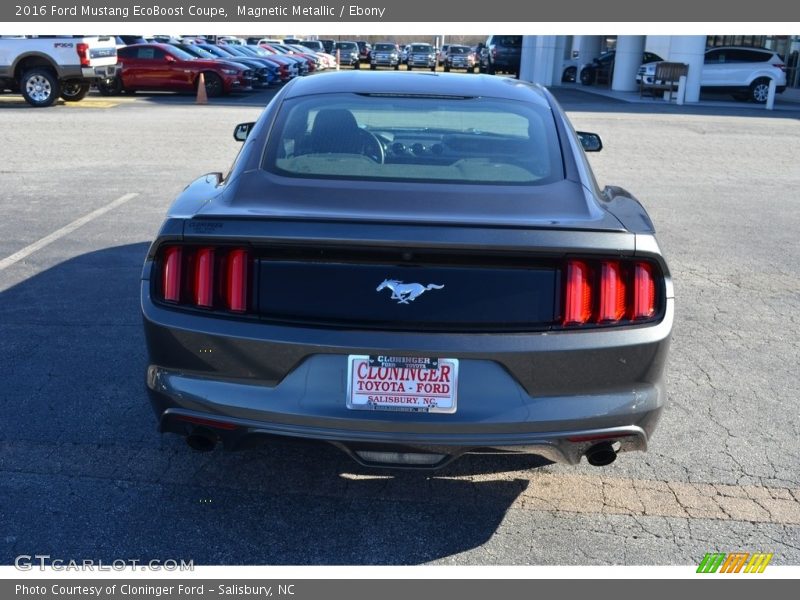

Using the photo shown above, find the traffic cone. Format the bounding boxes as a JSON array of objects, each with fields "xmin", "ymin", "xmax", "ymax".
[{"xmin": 196, "ymin": 73, "xmax": 208, "ymax": 104}]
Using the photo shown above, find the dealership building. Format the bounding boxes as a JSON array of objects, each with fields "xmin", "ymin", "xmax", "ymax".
[{"xmin": 519, "ymin": 35, "xmax": 800, "ymax": 100}]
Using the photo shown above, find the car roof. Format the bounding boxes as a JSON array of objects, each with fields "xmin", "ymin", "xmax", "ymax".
[
  {"xmin": 283, "ymin": 71, "xmax": 552, "ymax": 106},
  {"xmin": 708, "ymin": 45, "xmax": 773, "ymax": 51}
]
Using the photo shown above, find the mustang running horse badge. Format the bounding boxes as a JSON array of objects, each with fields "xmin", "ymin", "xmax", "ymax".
[{"xmin": 376, "ymin": 279, "xmax": 445, "ymax": 304}]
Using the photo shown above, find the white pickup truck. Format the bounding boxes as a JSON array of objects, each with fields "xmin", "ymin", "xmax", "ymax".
[{"xmin": 0, "ymin": 36, "xmax": 119, "ymax": 107}]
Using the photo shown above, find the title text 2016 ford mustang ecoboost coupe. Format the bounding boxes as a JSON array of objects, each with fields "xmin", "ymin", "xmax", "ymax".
[{"xmin": 142, "ymin": 71, "xmax": 673, "ymax": 470}]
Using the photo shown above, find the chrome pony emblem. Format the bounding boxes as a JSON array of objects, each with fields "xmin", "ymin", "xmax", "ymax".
[{"xmin": 376, "ymin": 279, "xmax": 444, "ymax": 304}]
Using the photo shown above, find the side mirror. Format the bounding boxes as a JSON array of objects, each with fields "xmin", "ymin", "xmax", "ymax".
[
  {"xmin": 164, "ymin": 54, "xmax": 176, "ymax": 62},
  {"xmin": 577, "ymin": 131, "xmax": 603, "ymax": 152},
  {"xmin": 233, "ymin": 122, "xmax": 255, "ymax": 142}
]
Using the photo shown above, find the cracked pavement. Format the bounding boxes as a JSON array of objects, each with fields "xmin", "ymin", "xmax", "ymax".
[{"xmin": 0, "ymin": 88, "xmax": 798, "ymax": 565}]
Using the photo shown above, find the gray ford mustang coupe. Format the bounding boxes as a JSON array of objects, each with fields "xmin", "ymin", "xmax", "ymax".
[{"xmin": 142, "ymin": 71, "xmax": 673, "ymax": 470}]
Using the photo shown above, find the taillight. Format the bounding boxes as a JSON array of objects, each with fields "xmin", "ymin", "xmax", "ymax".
[
  {"xmin": 772, "ymin": 62, "xmax": 785, "ymax": 71},
  {"xmin": 226, "ymin": 249, "xmax": 249, "ymax": 313},
  {"xmin": 76, "ymin": 43, "xmax": 90, "ymax": 67},
  {"xmin": 562, "ymin": 258, "xmax": 661, "ymax": 327},
  {"xmin": 632, "ymin": 262, "xmax": 656, "ymax": 320},
  {"xmin": 193, "ymin": 247, "xmax": 215, "ymax": 308},
  {"xmin": 157, "ymin": 245, "xmax": 251, "ymax": 314},
  {"xmin": 162, "ymin": 246, "xmax": 182, "ymax": 303},
  {"xmin": 598, "ymin": 261, "xmax": 626, "ymax": 322},
  {"xmin": 564, "ymin": 260, "xmax": 592, "ymax": 325}
]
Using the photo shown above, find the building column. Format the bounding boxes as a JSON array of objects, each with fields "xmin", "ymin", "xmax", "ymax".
[
  {"xmin": 577, "ymin": 35, "xmax": 602, "ymax": 82},
  {"xmin": 571, "ymin": 36, "xmax": 582, "ymax": 59},
  {"xmin": 612, "ymin": 35, "xmax": 646, "ymax": 92},
  {"xmin": 668, "ymin": 36, "xmax": 706, "ymax": 102},
  {"xmin": 519, "ymin": 35, "xmax": 537, "ymax": 83},
  {"xmin": 520, "ymin": 35, "xmax": 560, "ymax": 86},
  {"xmin": 550, "ymin": 36, "xmax": 568, "ymax": 84}
]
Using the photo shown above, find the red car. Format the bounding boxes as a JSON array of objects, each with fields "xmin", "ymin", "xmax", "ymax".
[{"xmin": 104, "ymin": 43, "xmax": 250, "ymax": 96}]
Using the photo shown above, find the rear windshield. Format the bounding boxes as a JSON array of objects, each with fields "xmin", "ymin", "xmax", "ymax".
[
  {"xmin": 263, "ymin": 93, "xmax": 563, "ymax": 186},
  {"xmin": 490, "ymin": 36, "xmax": 522, "ymax": 47}
]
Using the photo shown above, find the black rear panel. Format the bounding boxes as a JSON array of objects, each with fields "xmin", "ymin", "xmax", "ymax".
[{"xmin": 256, "ymin": 249, "xmax": 559, "ymax": 331}]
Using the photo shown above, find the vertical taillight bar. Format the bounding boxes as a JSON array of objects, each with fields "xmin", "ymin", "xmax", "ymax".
[
  {"xmin": 193, "ymin": 247, "xmax": 215, "ymax": 308},
  {"xmin": 226, "ymin": 249, "xmax": 249, "ymax": 312},
  {"xmin": 162, "ymin": 246, "xmax": 182, "ymax": 303},
  {"xmin": 76, "ymin": 43, "xmax": 90, "ymax": 67},
  {"xmin": 632, "ymin": 262, "xmax": 656, "ymax": 320},
  {"xmin": 598, "ymin": 261, "xmax": 626, "ymax": 323},
  {"xmin": 563, "ymin": 260, "xmax": 592, "ymax": 325}
]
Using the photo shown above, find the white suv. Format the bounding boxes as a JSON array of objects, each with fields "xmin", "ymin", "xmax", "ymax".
[{"xmin": 637, "ymin": 46, "xmax": 787, "ymax": 103}]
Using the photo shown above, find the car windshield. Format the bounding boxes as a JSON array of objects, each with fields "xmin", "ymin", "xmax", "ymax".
[
  {"xmin": 338, "ymin": 43, "xmax": 357, "ymax": 50},
  {"xmin": 449, "ymin": 46, "xmax": 470, "ymax": 54},
  {"xmin": 264, "ymin": 93, "xmax": 563, "ymax": 186},
  {"xmin": 374, "ymin": 44, "xmax": 396, "ymax": 51},
  {"xmin": 411, "ymin": 45, "xmax": 432, "ymax": 53}
]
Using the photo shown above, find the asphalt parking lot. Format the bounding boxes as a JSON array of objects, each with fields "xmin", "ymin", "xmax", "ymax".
[{"xmin": 1, "ymin": 83, "xmax": 799, "ymax": 566}]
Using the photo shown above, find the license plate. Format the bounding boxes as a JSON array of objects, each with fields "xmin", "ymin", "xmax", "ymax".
[{"xmin": 346, "ymin": 355, "xmax": 458, "ymax": 414}]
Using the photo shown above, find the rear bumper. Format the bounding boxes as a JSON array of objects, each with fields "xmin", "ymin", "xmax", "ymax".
[
  {"xmin": 80, "ymin": 64, "xmax": 119, "ymax": 80},
  {"xmin": 143, "ymin": 286, "xmax": 672, "ymax": 467}
]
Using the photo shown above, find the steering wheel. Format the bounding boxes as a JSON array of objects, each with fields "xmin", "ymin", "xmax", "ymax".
[{"xmin": 360, "ymin": 129, "xmax": 385, "ymax": 164}]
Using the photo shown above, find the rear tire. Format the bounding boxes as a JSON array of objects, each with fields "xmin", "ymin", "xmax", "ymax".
[
  {"xmin": 354, "ymin": 62, "xmax": 360, "ymax": 70},
  {"xmin": 444, "ymin": 64, "xmax": 450, "ymax": 72},
  {"xmin": 562, "ymin": 66, "xmax": 577, "ymax": 83},
  {"xmin": 749, "ymin": 78, "xmax": 771, "ymax": 103},
  {"xmin": 60, "ymin": 80, "xmax": 90, "ymax": 102},
  {"xmin": 487, "ymin": 63, "xmax": 496, "ymax": 75},
  {"xmin": 407, "ymin": 64, "xmax": 413, "ymax": 71},
  {"xmin": 19, "ymin": 68, "xmax": 60, "ymax": 107},
  {"xmin": 430, "ymin": 65, "xmax": 436, "ymax": 72}
]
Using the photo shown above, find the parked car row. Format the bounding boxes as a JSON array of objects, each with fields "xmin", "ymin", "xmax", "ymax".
[
  {"xmin": 576, "ymin": 46, "xmax": 787, "ymax": 103},
  {"xmin": 97, "ymin": 36, "xmax": 339, "ymax": 97},
  {"xmin": 635, "ymin": 46, "xmax": 787, "ymax": 103}
]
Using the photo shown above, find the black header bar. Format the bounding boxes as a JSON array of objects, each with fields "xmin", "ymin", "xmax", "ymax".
[{"xmin": 2, "ymin": 0, "xmax": 798, "ymax": 22}]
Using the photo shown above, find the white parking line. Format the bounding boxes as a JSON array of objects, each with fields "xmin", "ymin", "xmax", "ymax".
[{"xmin": 0, "ymin": 192, "xmax": 139, "ymax": 272}]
